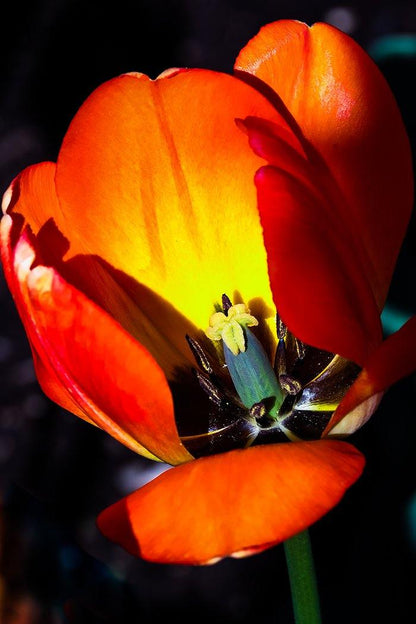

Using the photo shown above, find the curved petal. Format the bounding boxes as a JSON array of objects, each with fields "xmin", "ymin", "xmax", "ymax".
[
  {"xmin": 326, "ymin": 316, "xmax": 416, "ymax": 436},
  {"xmin": 2, "ymin": 163, "xmax": 199, "ymax": 379},
  {"xmin": 235, "ymin": 20, "xmax": 413, "ymax": 311},
  {"xmin": 1, "ymin": 161, "xmax": 59, "ymax": 228},
  {"xmin": 1, "ymin": 214, "xmax": 191, "ymax": 465},
  {"xmin": 254, "ymin": 164, "xmax": 381, "ymax": 365},
  {"xmin": 54, "ymin": 71, "xmax": 292, "ymax": 345},
  {"xmin": 97, "ymin": 440, "xmax": 364, "ymax": 564}
]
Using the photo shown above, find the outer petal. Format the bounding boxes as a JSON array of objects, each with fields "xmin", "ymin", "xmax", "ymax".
[
  {"xmin": 326, "ymin": 316, "xmax": 416, "ymax": 436},
  {"xmin": 3, "ymin": 163, "xmax": 199, "ymax": 379},
  {"xmin": 54, "ymin": 71, "xmax": 293, "ymax": 347},
  {"xmin": 1, "ymin": 204, "xmax": 93, "ymax": 426},
  {"xmin": 254, "ymin": 164, "xmax": 381, "ymax": 365},
  {"xmin": 235, "ymin": 20, "xmax": 413, "ymax": 311},
  {"xmin": 97, "ymin": 440, "xmax": 364, "ymax": 564},
  {"xmin": 1, "ymin": 214, "xmax": 191, "ymax": 465}
]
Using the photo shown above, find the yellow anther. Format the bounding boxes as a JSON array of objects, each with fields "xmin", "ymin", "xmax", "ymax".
[{"xmin": 205, "ymin": 303, "xmax": 258, "ymax": 356}]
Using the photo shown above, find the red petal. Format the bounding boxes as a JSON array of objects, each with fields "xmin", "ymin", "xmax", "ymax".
[
  {"xmin": 97, "ymin": 440, "xmax": 364, "ymax": 564},
  {"xmin": 1, "ymin": 209, "xmax": 94, "ymax": 425},
  {"xmin": 326, "ymin": 316, "xmax": 416, "ymax": 435},
  {"xmin": 255, "ymin": 164, "xmax": 381, "ymax": 365},
  {"xmin": 1, "ymin": 214, "xmax": 191, "ymax": 464},
  {"xmin": 236, "ymin": 20, "xmax": 413, "ymax": 311}
]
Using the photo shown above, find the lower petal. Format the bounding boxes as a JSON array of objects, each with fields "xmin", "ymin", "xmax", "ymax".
[{"xmin": 97, "ymin": 440, "xmax": 364, "ymax": 564}]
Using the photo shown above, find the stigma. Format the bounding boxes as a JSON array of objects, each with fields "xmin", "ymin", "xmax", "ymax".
[{"xmin": 206, "ymin": 298, "xmax": 258, "ymax": 355}]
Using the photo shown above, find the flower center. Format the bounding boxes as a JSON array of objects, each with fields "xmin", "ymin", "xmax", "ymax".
[{"xmin": 176, "ymin": 294, "xmax": 361, "ymax": 458}]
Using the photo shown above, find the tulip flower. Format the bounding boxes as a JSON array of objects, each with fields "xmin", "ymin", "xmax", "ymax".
[{"xmin": 1, "ymin": 20, "xmax": 415, "ymax": 570}]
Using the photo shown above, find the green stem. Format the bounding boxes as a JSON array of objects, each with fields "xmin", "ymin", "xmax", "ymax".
[{"xmin": 284, "ymin": 530, "xmax": 322, "ymax": 624}]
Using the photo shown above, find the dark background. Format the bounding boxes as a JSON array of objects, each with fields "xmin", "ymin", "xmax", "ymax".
[{"xmin": 1, "ymin": 1, "xmax": 416, "ymax": 623}]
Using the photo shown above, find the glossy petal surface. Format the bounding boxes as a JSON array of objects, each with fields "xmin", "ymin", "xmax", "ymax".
[
  {"xmin": 236, "ymin": 20, "xmax": 413, "ymax": 313},
  {"xmin": 54, "ymin": 71, "xmax": 291, "ymax": 359},
  {"xmin": 97, "ymin": 440, "xmax": 364, "ymax": 564},
  {"xmin": 327, "ymin": 316, "xmax": 416, "ymax": 435}
]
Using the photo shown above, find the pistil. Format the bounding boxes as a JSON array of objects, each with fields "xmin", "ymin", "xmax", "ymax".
[{"xmin": 206, "ymin": 296, "xmax": 284, "ymax": 418}]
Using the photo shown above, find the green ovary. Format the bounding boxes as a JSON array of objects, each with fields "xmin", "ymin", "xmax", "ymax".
[{"xmin": 206, "ymin": 302, "xmax": 284, "ymax": 418}]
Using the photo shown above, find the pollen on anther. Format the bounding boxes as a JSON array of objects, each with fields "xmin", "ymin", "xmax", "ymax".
[{"xmin": 205, "ymin": 301, "xmax": 258, "ymax": 355}]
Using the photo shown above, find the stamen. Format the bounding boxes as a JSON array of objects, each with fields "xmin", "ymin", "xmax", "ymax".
[
  {"xmin": 249, "ymin": 402, "xmax": 267, "ymax": 420},
  {"xmin": 194, "ymin": 370, "xmax": 223, "ymax": 407},
  {"xmin": 275, "ymin": 312, "xmax": 306, "ymax": 383},
  {"xmin": 222, "ymin": 293, "xmax": 233, "ymax": 314},
  {"xmin": 274, "ymin": 315, "xmax": 302, "ymax": 394},
  {"xmin": 279, "ymin": 374, "xmax": 302, "ymax": 396},
  {"xmin": 249, "ymin": 401, "xmax": 276, "ymax": 429},
  {"xmin": 186, "ymin": 334, "xmax": 213, "ymax": 374},
  {"xmin": 275, "ymin": 338, "xmax": 287, "ymax": 377},
  {"xmin": 294, "ymin": 337, "xmax": 306, "ymax": 361},
  {"xmin": 276, "ymin": 312, "xmax": 287, "ymax": 340}
]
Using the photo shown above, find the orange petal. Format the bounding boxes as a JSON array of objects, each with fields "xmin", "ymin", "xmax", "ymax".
[
  {"xmin": 235, "ymin": 20, "xmax": 413, "ymax": 311},
  {"xmin": 97, "ymin": 440, "xmax": 364, "ymax": 564},
  {"xmin": 326, "ymin": 316, "xmax": 416, "ymax": 435},
  {"xmin": 3, "ymin": 163, "xmax": 197, "ymax": 378},
  {"xmin": 254, "ymin": 165, "xmax": 381, "ymax": 365},
  {"xmin": 1, "ymin": 215, "xmax": 191, "ymax": 464},
  {"xmin": 54, "ymin": 71, "xmax": 291, "ymax": 345},
  {"xmin": 1, "ymin": 161, "xmax": 59, "ymax": 232}
]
